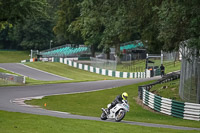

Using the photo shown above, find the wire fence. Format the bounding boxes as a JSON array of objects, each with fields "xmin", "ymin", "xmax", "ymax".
[
  {"xmin": 90, "ymin": 57, "xmax": 117, "ymax": 71},
  {"xmin": 0, "ymin": 73, "xmax": 25, "ymax": 84},
  {"xmin": 0, "ymin": 78, "xmax": 21, "ymax": 86},
  {"xmin": 117, "ymin": 60, "xmax": 146, "ymax": 72},
  {"xmin": 179, "ymin": 45, "xmax": 200, "ymax": 103},
  {"xmin": 90, "ymin": 51, "xmax": 181, "ymax": 73},
  {"xmin": 163, "ymin": 51, "xmax": 179, "ymax": 62}
]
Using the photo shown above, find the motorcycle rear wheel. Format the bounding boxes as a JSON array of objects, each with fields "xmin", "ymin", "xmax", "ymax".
[
  {"xmin": 100, "ymin": 112, "xmax": 107, "ymax": 120},
  {"xmin": 115, "ymin": 110, "xmax": 125, "ymax": 122}
]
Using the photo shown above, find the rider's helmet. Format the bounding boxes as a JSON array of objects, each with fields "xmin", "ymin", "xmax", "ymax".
[{"xmin": 122, "ymin": 92, "xmax": 128, "ymax": 100}]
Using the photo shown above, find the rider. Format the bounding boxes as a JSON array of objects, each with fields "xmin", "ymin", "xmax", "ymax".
[{"xmin": 107, "ymin": 92, "xmax": 128, "ymax": 114}]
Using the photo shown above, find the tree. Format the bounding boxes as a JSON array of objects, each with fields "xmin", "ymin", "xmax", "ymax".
[
  {"xmin": 132, "ymin": 0, "xmax": 163, "ymax": 53},
  {"xmin": 0, "ymin": 0, "xmax": 57, "ymax": 50},
  {"xmin": 68, "ymin": 0, "xmax": 104, "ymax": 57},
  {"xmin": 154, "ymin": 0, "xmax": 200, "ymax": 103},
  {"xmin": 12, "ymin": 18, "xmax": 55, "ymax": 50},
  {"xmin": 97, "ymin": 0, "xmax": 138, "ymax": 62},
  {"xmin": 53, "ymin": 0, "xmax": 83, "ymax": 45},
  {"xmin": 0, "ymin": 0, "xmax": 48, "ymax": 30},
  {"xmin": 156, "ymin": 0, "xmax": 200, "ymax": 52},
  {"xmin": 0, "ymin": 25, "xmax": 15, "ymax": 49},
  {"xmin": 69, "ymin": 0, "xmax": 139, "ymax": 61}
]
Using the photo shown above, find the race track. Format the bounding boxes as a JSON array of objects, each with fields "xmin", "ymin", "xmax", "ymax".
[
  {"xmin": 0, "ymin": 65, "xmax": 199, "ymax": 131},
  {"xmin": 1, "ymin": 78, "xmax": 200, "ymax": 131},
  {"xmin": 0, "ymin": 63, "xmax": 70, "ymax": 81}
]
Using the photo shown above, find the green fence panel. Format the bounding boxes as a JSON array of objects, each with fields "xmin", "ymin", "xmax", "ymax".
[
  {"xmin": 106, "ymin": 70, "xmax": 109, "ymax": 76},
  {"xmin": 120, "ymin": 72, "xmax": 123, "ymax": 78},
  {"xmin": 154, "ymin": 96, "xmax": 162, "ymax": 112}
]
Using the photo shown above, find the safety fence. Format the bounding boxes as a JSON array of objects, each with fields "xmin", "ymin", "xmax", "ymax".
[
  {"xmin": 179, "ymin": 45, "xmax": 200, "ymax": 103},
  {"xmin": 0, "ymin": 72, "xmax": 25, "ymax": 84},
  {"xmin": 138, "ymin": 72, "xmax": 200, "ymax": 121},
  {"xmin": 90, "ymin": 57, "xmax": 117, "ymax": 71},
  {"xmin": 56, "ymin": 57, "xmax": 146, "ymax": 78}
]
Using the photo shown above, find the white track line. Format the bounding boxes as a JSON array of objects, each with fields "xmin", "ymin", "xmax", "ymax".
[
  {"xmin": 0, "ymin": 66, "xmax": 37, "ymax": 80},
  {"xmin": 10, "ymin": 87, "xmax": 114, "ymax": 114},
  {"xmin": 19, "ymin": 63, "xmax": 72, "ymax": 80}
]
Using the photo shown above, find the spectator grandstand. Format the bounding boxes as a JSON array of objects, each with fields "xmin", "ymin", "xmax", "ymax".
[
  {"xmin": 120, "ymin": 41, "xmax": 144, "ymax": 51},
  {"xmin": 39, "ymin": 41, "xmax": 144, "ymax": 59},
  {"xmin": 40, "ymin": 44, "xmax": 89, "ymax": 58}
]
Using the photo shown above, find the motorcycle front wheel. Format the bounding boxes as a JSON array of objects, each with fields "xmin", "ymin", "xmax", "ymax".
[
  {"xmin": 115, "ymin": 110, "xmax": 125, "ymax": 122},
  {"xmin": 100, "ymin": 112, "xmax": 107, "ymax": 120}
]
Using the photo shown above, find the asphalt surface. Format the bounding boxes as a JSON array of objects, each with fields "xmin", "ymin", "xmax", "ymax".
[
  {"xmin": 1, "ymin": 77, "xmax": 200, "ymax": 131},
  {"xmin": 0, "ymin": 63, "xmax": 70, "ymax": 81}
]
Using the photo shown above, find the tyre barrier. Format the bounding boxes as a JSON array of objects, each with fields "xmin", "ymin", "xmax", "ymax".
[{"xmin": 138, "ymin": 72, "xmax": 200, "ymax": 121}]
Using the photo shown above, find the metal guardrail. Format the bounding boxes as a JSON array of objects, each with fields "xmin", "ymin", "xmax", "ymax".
[
  {"xmin": 0, "ymin": 73, "xmax": 25, "ymax": 84},
  {"xmin": 137, "ymin": 71, "xmax": 200, "ymax": 121}
]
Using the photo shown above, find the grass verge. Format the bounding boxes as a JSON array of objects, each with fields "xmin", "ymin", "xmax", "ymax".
[
  {"xmin": 1, "ymin": 62, "xmax": 120, "ymax": 86},
  {"xmin": 0, "ymin": 51, "xmax": 29, "ymax": 63},
  {"xmin": 150, "ymin": 79, "xmax": 182, "ymax": 101},
  {"xmin": 26, "ymin": 81, "xmax": 200, "ymax": 128},
  {"xmin": 24, "ymin": 62, "xmax": 119, "ymax": 84},
  {"xmin": 117, "ymin": 60, "xmax": 181, "ymax": 73},
  {"xmin": 0, "ymin": 110, "xmax": 198, "ymax": 133},
  {"xmin": 0, "ymin": 68, "xmax": 17, "ymax": 74}
]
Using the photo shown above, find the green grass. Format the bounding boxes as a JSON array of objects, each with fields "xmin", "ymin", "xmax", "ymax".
[
  {"xmin": 0, "ymin": 110, "xmax": 198, "ymax": 133},
  {"xmin": 0, "ymin": 68, "xmax": 16, "ymax": 74},
  {"xmin": 117, "ymin": 60, "xmax": 145, "ymax": 72},
  {"xmin": 0, "ymin": 51, "xmax": 27, "ymax": 86},
  {"xmin": 26, "ymin": 80, "xmax": 200, "ymax": 128},
  {"xmin": 0, "ymin": 67, "xmax": 77, "ymax": 86},
  {"xmin": 0, "ymin": 68, "xmax": 22, "ymax": 76},
  {"xmin": 150, "ymin": 79, "xmax": 182, "ymax": 101},
  {"xmin": 24, "ymin": 60, "xmax": 180, "ymax": 85},
  {"xmin": 117, "ymin": 60, "xmax": 181, "ymax": 73},
  {"xmin": 164, "ymin": 61, "xmax": 181, "ymax": 74},
  {"xmin": 0, "ymin": 51, "xmax": 29, "ymax": 63},
  {"xmin": 1, "ymin": 62, "xmax": 120, "ymax": 86},
  {"xmin": 25, "ymin": 62, "xmax": 119, "ymax": 83}
]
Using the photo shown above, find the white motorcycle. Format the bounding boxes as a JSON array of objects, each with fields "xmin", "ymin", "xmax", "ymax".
[{"xmin": 101, "ymin": 100, "xmax": 129, "ymax": 122}]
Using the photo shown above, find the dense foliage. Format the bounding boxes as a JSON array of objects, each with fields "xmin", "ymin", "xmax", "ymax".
[
  {"xmin": 0, "ymin": 0, "xmax": 55, "ymax": 50},
  {"xmin": 0, "ymin": 0, "xmax": 199, "ymax": 53}
]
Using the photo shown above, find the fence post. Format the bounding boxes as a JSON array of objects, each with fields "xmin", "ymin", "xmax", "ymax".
[{"xmin": 138, "ymin": 86, "xmax": 143, "ymax": 100}]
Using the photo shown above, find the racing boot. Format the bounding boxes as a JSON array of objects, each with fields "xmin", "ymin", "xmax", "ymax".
[{"xmin": 107, "ymin": 105, "xmax": 113, "ymax": 114}]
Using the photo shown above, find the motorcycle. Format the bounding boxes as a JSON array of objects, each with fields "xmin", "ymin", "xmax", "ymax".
[{"xmin": 101, "ymin": 100, "xmax": 129, "ymax": 122}]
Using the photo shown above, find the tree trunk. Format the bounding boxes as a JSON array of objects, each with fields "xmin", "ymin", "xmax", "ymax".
[
  {"xmin": 106, "ymin": 51, "xmax": 110, "ymax": 59},
  {"xmin": 174, "ymin": 52, "xmax": 177, "ymax": 67},
  {"xmin": 115, "ymin": 43, "xmax": 121, "ymax": 63},
  {"xmin": 90, "ymin": 45, "xmax": 95, "ymax": 57}
]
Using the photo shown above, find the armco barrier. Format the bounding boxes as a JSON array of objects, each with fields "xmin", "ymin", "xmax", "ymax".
[
  {"xmin": 138, "ymin": 72, "xmax": 200, "ymax": 121},
  {"xmin": 57, "ymin": 57, "xmax": 146, "ymax": 78}
]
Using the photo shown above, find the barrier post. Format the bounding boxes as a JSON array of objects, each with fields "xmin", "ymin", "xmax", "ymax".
[{"xmin": 138, "ymin": 86, "xmax": 144, "ymax": 100}]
